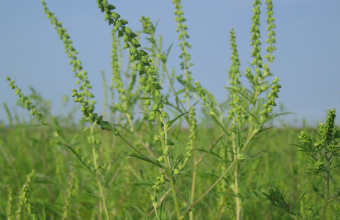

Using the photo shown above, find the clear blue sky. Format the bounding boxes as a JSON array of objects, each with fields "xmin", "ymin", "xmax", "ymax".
[{"xmin": 1, "ymin": 0, "xmax": 339, "ymax": 126}]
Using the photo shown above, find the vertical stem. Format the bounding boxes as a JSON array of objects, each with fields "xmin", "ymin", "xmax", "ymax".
[
  {"xmin": 93, "ymin": 148, "xmax": 110, "ymax": 220},
  {"xmin": 165, "ymin": 164, "xmax": 181, "ymax": 220},
  {"xmin": 216, "ymin": 194, "xmax": 228, "ymax": 220},
  {"xmin": 189, "ymin": 150, "xmax": 197, "ymax": 220},
  {"xmin": 320, "ymin": 159, "xmax": 330, "ymax": 220},
  {"xmin": 156, "ymin": 109, "xmax": 181, "ymax": 219},
  {"xmin": 235, "ymin": 165, "xmax": 240, "ymax": 220},
  {"xmin": 232, "ymin": 126, "xmax": 240, "ymax": 220}
]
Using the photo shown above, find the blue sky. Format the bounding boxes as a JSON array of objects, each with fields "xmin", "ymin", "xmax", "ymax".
[{"xmin": 1, "ymin": 0, "xmax": 339, "ymax": 126}]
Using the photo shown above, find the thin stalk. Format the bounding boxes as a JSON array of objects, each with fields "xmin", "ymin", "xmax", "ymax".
[
  {"xmin": 166, "ymin": 165, "xmax": 181, "ymax": 219},
  {"xmin": 181, "ymin": 129, "xmax": 258, "ymax": 218},
  {"xmin": 181, "ymin": 158, "xmax": 238, "ymax": 218},
  {"xmin": 232, "ymin": 125, "xmax": 240, "ymax": 220},
  {"xmin": 216, "ymin": 194, "xmax": 228, "ymax": 220},
  {"xmin": 147, "ymin": 189, "xmax": 171, "ymax": 216},
  {"xmin": 158, "ymin": 112, "xmax": 181, "ymax": 219},
  {"xmin": 162, "ymin": 62, "xmax": 190, "ymax": 124},
  {"xmin": 320, "ymin": 158, "xmax": 330, "ymax": 220},
  {"xmin": 93, "ymin": 148, "xmax": 110, "ymax": 220},
  {"xmin": 140, "ymin": 58, "xmax": 182, "ymax": 219},
  {"xmin": 189, "ymin": 150, "xmax": 197, "ymax": 220},
  {"xmin": 196, "ymin": 133, "xmax": 225, "ymax": 165},
  {"xmin": 117, "ymin": 134, "xmax": 149, "ymax": 159}
]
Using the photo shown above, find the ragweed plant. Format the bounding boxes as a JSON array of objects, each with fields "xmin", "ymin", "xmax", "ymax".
[
  {"xmin": 15, "ymin": 170, "xmax": 39, "ymax": 220},
  {"xmin": 296, "ymin": 109, "xmax": 340, "ymax": 219},
  {"xmin": 7, "ymin": 0, "xmax": 339, "ymax": 220},
  {"xmin": 262, "ymin": 109, "xmax": 340, "ymax": 220}
]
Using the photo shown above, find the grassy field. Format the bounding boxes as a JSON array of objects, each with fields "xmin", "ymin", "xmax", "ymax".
[
  {"xmin": 1, "ymin": 0, "xmax": 340, "ymax": 219},
  {"xmin": 1, "ymin": 114, "xmax": 340, "ymax": 219}
]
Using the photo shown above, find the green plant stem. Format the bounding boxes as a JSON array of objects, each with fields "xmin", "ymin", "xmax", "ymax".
[
  {"xmin": 117, "ymin": 134, "xmax": 149, "ymax": 159},
  {"xmin": 216, "ymin": 194, "xmax": 228, "ymax": 220},
  {"xmin": 93, "ymin": 148, "xmax": 110, "ymax": 220},
  {"xmin": 158, "ymin": 113, "xmax": 181, "ymax": 219},
  {"xmin": 181, "ymin": 128, "xmax": 257, "ymax": 218},
  {"xmin": 162, "ymin": 60, "xmax": 190, "ymax": 125},
  {"xmin": 232, "ymin": 125, "xmax": 240, "ymax": 220},
  {"xmin": 166, "ymin": 165, "xmax": 181, "ymax": 219},
  {"xmin": 181, "ymin": 158, "xmax": 238, "ymax": 218},
  {"xmin": 320, "ymin": 158, "xmax": 330, "ymax": 220},
  {"xmin": 190, "ymin": 150, "xmax": 197, "ymax": 220},
  {"xmin": 196, "ymin": 133, "xmax": 225, "ymax": 165}
]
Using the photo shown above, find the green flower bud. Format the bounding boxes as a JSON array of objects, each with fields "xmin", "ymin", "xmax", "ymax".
[
  {"xmin": 123, "ymin": 42, "xmax": 129, "ymax": 49},
  {"xmin": 111, "ymin": 12, "xmax": 120, "ymax": 20},
  {"xmin": 120, "ymin": 19, "xmax": 128, "ymax": 25},
  {"xmin": 152, "ymin": 104, "xmax": 159, "ymax": 111},
  {"xmin": 149, "ymin": 115, "xmax": 155, "ymax": 122},
  {"xmin": 130, "ymin": 46, "xmax": 137, "ymax": 54},
  {"xmin": 160, "ymin": 132, "xmax": 165, "ymax": 138},
  {"xmin": 137, "ymin": 63, "xmax": 143, "ymax": 72},
  {"xmin": 125, "ymin": 27, "xmax": 131, "ymax": 34},
  {"xmin": 153, "ymin": 83, "xmax": 163, "ymax": 90},
  {"xmin": 155, "ymin": 90, "xmax": 162, "ymax": 98},
  {"xmin": 142, "ymin": 99, "xmax": 151, "ymax": 105},
  {"xmin": 115, "ymin": 20, "xmax": 122, "ymax": 27},
  {"xmin": 174, "ymin": 169, "xmax": 179, "ymax": 175},
  {"xmin": 161, "ymin": 111, "xmax": 169, "ymax": 119},
  {"xmin": 123, "ymin": 34, "xmax": 129, "ymax": 42},
  {"xmin": 158, "ymin": 157, "xmax": 163, "ymax": 163},
  {"xmin": 15, "ymin": 88, "xmax": 21, "ymax": 95},
  {"xmin": 163, "ymin": 149, "xmax": 169, "ymax": 156},
  {"xmin": 104, "ymin": 13, "xmax": 110, "ymax": 21},
  {"xmin": 145, "ymin": 85, "xmax": 151, "ymax": 92},
  {"xmin": 108, "ymin": 4, "xmax": 116, "ymax": 10},
  {"xmin": 154, "ymin": 136, "xmax": 160, "ymax": 143}
]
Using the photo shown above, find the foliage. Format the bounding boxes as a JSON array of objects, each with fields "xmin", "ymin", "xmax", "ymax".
[{"xmin": 1, "ymin": 0, "xmax": 339, "ymax": 220}]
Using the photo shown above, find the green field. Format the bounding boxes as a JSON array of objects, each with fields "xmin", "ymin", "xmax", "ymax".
[{"xmin": 1, "ymin": 0, "xmax": 340, "ymax": 219}]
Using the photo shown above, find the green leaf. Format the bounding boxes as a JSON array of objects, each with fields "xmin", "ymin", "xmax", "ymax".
[
  {"xmin": 173, "ymin": 138, "xmax": 179, "ymax": 162},
  {"xmin": 130, "ymin": 181, "xmax": 154, "ymax": 187},
  {"xmin": 100, "ymin": 120, "xmax": 113, "ymax": 131},
  {"xmin": 115, "ymin": 215, "xmax": 122, "ymax": 220},
  {"xmin": 165, "ymin": 112, "xmax": 187, "ymax": 131},
  {"xmin": 42, "ymin": 206, "xmax": 46, "ymax": 220},
  {"xmin": 237, "ymin": 153, "xmax": 250, "ymax": 160},
  {"xmin": 123, "ymin": 209, "xmax": 133, "ymax": 220},
  {"xmin": 165, "ymin": 43, "xmax": 173, "ymax": 60},
  {"xmin": 63, "ymin": 144, "xmax": 94, "ymax": 175},
  {"xmin": 224, "ymin": 86, "xmax": 252, "ymax": 102},
  {"xmin": 210, "ymin": 113, "xmax": 229, "ymax": 136},
  {"xmin": 127, "ymin": 154, "xmax": 165, "ymax": 169},
  {"xmin": 134, "ymin": 206, "xmax": 149, "ymax": 220}
]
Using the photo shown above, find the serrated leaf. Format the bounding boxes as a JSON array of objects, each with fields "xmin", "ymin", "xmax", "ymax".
[
  {"xmin": 130, "ymin": 181, "xmax": 154, "ymax": 187},
  {"xmin": 165, "ymin": 43, "xmax": 173, "ymax": 59},
  {"xmin": 134, "ymin": 206, "xmax": 149, "ymax": 220},
  {"xmin": 123, "ymin": 209, "xmax": 133, "ymax": 220},
  {"xmin": 224, "ymin": 86, "xmax": 252, "ymax": 102},
  {"xmin": 100, "ymin": 120, "xmax": 114, "ymax": 131},
  {"xmin": 127, "ymin": 154, "xmax": 165, "ymax": 168},
  {"xmin": 210, "ymin": 114, "xmax": 229, "ymax": 136},
  {"xmin": 165, "ymin": 112, "xmax": 187, "ymax": 131},
  {"xmin": 237, "ymin": 153, "xmax": 249, "ymax": 160},
  {"xmin": 63, "ymin": 144, "xmax": 94, "ymax": 175}
]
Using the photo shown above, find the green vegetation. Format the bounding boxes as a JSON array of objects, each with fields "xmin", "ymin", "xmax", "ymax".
[{"xmin": 1, "ymin": 0, "xmax": 340, "ymax": 219}]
